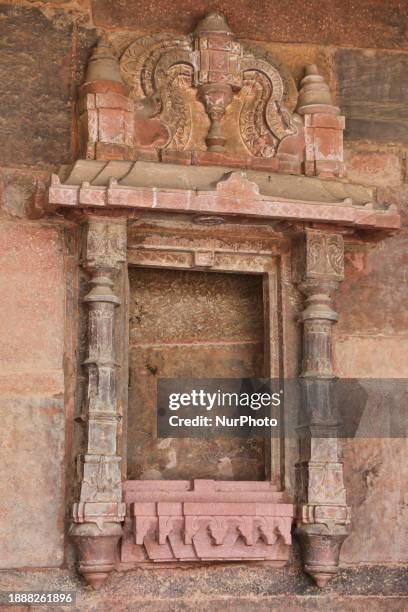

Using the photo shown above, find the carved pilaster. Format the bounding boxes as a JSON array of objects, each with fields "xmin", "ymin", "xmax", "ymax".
[
  {"xmin": 71, "ymin": 217, "xmax": 127, "ymax": 589},
  {"xmin": 294, "ymin": 229, "xmax": 350, "ymax": 587}
]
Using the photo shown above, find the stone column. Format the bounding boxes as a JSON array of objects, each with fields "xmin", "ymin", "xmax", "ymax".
[
  {"xmin": 71, "ymin": 217, "xmax": 127, "ymax": 589},
  {"xmin": 294, "ymin": 229, "xmax": 351, "ymax": 587}
]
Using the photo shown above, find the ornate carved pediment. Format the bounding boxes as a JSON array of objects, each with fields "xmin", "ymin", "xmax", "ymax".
[
  {"xmin": 119, "ymin": 13, "xmax": 299, "ymax": 160},
  {"xmin": 77, "ymin": 12, "xmax": 345, "ymax": 177}
]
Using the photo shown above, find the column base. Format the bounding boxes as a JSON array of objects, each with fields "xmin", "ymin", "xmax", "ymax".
[
  {"xmin": 71, "ymin": 522, "xmax": 122, "ymax": 589},
  {"xmin": 295, "ymin": 524, "xmax": 349, "ymax": 588}
]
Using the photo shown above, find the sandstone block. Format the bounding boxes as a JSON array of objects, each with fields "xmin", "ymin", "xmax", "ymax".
[{"xmin": 336, "ymin": 49, "xmax": 408, "ymax": 143}]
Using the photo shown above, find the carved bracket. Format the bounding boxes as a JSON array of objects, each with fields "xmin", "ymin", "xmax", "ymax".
[{"xmin": 120, "ymin": 480, "xmax": 294, "ymax": 565}]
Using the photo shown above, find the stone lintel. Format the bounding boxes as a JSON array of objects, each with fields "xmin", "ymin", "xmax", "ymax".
[{"xmin": 48, "ymin": 166, "xmax": 400, "ymax": 231}]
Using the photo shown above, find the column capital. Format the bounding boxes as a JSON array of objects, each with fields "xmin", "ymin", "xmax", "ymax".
[
  {"xmin": 82, "ymin": 216, "xmax": 127, "ymax": 271},
  {"xmin": 293, "ymin": 228, "xmax": 344, "ymax": 284}
]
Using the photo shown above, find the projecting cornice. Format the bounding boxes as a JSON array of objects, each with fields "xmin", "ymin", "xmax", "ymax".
[{"xmin": 48, "ymin": 160, "xmax": 399, "ymax": 231}]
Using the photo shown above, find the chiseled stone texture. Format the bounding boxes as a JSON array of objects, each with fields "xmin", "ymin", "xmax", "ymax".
[
  {"xmin": 0, "ymin": 167, "xmax": 49, "ymax": 219},
  {"xmin": 344, "ymin": 147, "xmax": 403, "ymax": 188},
  {"xmin": 262, "ymin": 43, "xmax": 334, "ymax": 90},
  {"xmin": 0, "ymin": 565, "xmax": 407, "ymax": 610},
  {"xmin": 332, "ymin": 222, "xmax": 408, "ymax": 564},
  {"xmin": 0, "ymin": 222, "xmax": 66, "ymax": 567},
  {"xmin": 0, "ymin": 4, "xmax": 96, "ymax": 167},
  {"xmin": 336, "ymin": 48, "xmax": 408, "ymax": 143},
  {"xmin": 127, "ymin": 267, "xmax": 265, "ymax": 481},
  {"xmin": 0, "ymin": 223, "xmax": 65, "ymax": 380},
  {"xmin": 334, "ymin": 234, "xmax": 408, "ymax": 337},
  {"xmin": 92, "ymin": 0, "xmax": 408, "ymax": 49},
  {"xmin": 0, "ymin": 4, "xmax": 72, "ymax": 166},
  {"xmin": 0, "ymin": 396, "xmax": 65, "ymax": 568},
  {"xmin": 341, "ymin": 438, "xmax": 408, "ymax": 564}
]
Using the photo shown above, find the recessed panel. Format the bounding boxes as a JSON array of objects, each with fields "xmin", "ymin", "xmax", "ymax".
[{"xmin": 127, "ymin": 267, "xmax": 265, "ymax": 480}]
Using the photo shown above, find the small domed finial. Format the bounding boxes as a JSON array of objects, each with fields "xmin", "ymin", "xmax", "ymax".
[
  {"xmin": 84, "ymin": 38, "xmax": 125, "ymax": 87},
  {"xmin": 305, "ymin": 64, "xmax": 319, "ymax": 76},
  {"xmin": 194, "ymin": 11, "xmax": 233, "ymax": 36},
  {"xmin": 297, "ymin": 65, "xmax": 339, "ymax": 114}
]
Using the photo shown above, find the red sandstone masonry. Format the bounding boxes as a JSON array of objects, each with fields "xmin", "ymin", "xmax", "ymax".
[
  {"xmin": 121, "ymin": 480, "xmax": 294, "ymax": 565},
  {"xmin": 1, "ymin": 1, "xmax": 408, "ymax": 605},
  {"xmin": 48, "ymin": 173, "xmax": 400, "ymax": 230}
]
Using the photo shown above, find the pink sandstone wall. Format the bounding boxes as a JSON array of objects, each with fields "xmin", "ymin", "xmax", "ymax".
[{"xmin": 0, "ymin": 0, "xmax": 407, "ymax": 586}]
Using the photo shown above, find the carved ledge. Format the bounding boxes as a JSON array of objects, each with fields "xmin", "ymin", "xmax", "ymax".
[
  {"xmin": 216, "ymin": 171, "xmax": 261, "ymax": 199},
  {"xmin": 120, "ymin": 480, "xmax": 294, "ymax": 565},
  {"xmin": 48, "ymin": 161, "xmax": 400, "ymax": 232}
]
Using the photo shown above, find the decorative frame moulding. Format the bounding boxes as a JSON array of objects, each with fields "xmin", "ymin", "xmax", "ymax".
[{"xmin": 47, "ymin": 11, "xmax": 401, "ymax": 591}]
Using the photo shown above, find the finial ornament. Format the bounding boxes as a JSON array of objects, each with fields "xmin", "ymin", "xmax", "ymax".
[
  {"xmin": 193, "ymin": 12, "xmax": 243, "ymax": 151},
  {"xmin": 78, "ymin": 12, "xmax": 345, "ymax": 177},
  {"xmin": 297, "ymin": 64, "xmax": 339, "ymax": 114},
  {"xmin": 84, "ymin": 39, "xmax": 126, "ymax": 87}
]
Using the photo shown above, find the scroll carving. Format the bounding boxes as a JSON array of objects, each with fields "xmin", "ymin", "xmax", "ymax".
[
  {"xmin": 118, "ymin": 12, "xmax": 300, "ymax": 161},
  {"xmin": 79, "ymin": 13, "xmax": 344, "ymax": 176}
]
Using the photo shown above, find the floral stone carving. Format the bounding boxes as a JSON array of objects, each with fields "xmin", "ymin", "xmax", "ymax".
[{"xmin": 77, "ymin": 12, "xmax": 345, "ymax": 177}]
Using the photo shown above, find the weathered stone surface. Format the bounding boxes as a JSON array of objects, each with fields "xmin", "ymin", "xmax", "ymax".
[
  {"xmin": 0, "ymin": 167, "xmax": 50, "ymax": 218},
  {"xmin": 344, "ymin": 148, "xmax": 403, "ymax": 187},
  {"xmin": 74, "ymin": 13, "xmax": 98, "ymax": 86},
  {"xmin": 334, "ymin": 234, "xmax": 408, "ymax": 336},
  {"xmin": 0, "ymin": 396, "xmax": 65, "ymax": 568},
  {"xmin": 336, "ymin": 49, "xmax": 408, "ymax": 143},
  {"xmin": 129, "ymin": 267, "xmax": 264, "ymax": 345},
  {"xmin": 0, "ymin": 565, "xmax": 408, "ymax": 608},
  {"xmin": 341, "ymin": 438, "xmax": 408, "ymax": 563},
  {"xmin": 263, "ymin": 43, "xmax": 335, "ymax": 89},
  {"xmin": 92, "ymin": 0, "xmax": 408, "ymax": 49},
  {"xmin": 27, "ymin": 596, "xmax": 408, "ymax": 611},
  {"xmin": 377, "ymin": 184, "xmax": 408, "ymax": 221},
  {"xmin": 127, "ymin": 267, "xmax": 265, "ymax": 481},
  {"xmin": 0, "ymin": 5, "xmax": 72, "ymax": 165},
  {"xmin": 0, "ymin": 223, "xmax": 65, "ymax": 374},
  {"xmin": 0, "ymin": 222, "xmax": 66, "ymax": 569},
  {"xmin": 0, "ymin": 5, "xmax": 96, "ymax": 166},
  {"xmin": 334, "ymin": 336, "xmax": 408, "ymax": 378}
]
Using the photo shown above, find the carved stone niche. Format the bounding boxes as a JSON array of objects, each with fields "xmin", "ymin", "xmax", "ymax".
[{"xmin": 47, "ymin": 10, "xmax": 401, "ymax": 592}]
